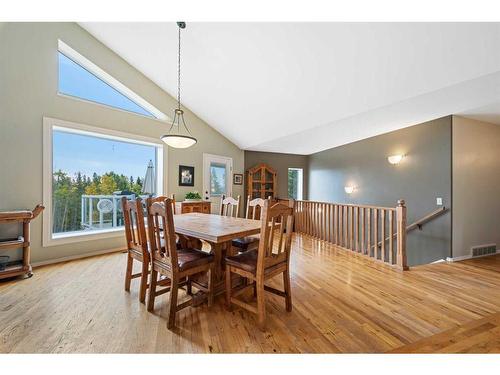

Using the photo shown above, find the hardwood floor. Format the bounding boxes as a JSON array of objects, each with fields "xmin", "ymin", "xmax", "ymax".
[
  {"xmin": 390, "ymin": 311, "xmax": 500, "ymax": 353},
  {"xmin": 1, "ymin": 234, "xmax": 500, "ymax": 353}
]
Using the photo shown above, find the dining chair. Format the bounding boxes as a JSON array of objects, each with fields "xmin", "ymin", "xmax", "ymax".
[
  {"xmin": 225, "ymin": 199, "xmax": 295, "ymax": 330},
  {"xmin": 219, "ymin": 194, "xmax": 241, "ymax": 217},
  {"xmin": 231, "ymin": 196, "xmax": 266, "ymax": 253},
  {"xmin": 147, "ymin": 197, "xmax": 215, "ymax": 329},
  {"xmin": 122, "ymin": 197, "xmax": 150, "ymax": 304},
  {"xmin": 147, "ymin": 194, "xmax": 176, "ymax": 214}
]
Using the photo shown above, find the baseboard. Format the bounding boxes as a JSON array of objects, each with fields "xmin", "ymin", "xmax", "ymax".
[
  {"xmin": 32, "ymin": 247, "xmax": 126, "ymax": 268},
  {"xmin": 446, "ymin": 250, "xmax": 500, "ymax": 263}
]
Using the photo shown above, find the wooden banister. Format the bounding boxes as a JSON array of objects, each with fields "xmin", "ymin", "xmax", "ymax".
[
  {"xmin": 372, "ymin": 206, "xmax": 448, "ymax": 250},
  {"xmin": 293, "ymin": 199, "xmax": 408, "ymax": 270}
]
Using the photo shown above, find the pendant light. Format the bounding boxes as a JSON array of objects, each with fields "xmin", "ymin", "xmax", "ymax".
[{"xmin": 161, "ymin": 22, "xmax": 197, "ymax": 149}]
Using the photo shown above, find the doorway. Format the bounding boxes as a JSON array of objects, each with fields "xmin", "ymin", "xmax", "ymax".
[{"xmin": 203, "ymin": 153, "xmax": 233, "ymax": 213}]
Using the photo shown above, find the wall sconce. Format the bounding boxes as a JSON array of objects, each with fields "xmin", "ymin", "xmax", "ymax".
[
  {"xmin": 388, "ymin": 154, "xmax": 405, "ymax": 165},
  {"xmin": 344, "ymin": 186, "xmax": 355, "ymax": 194}
]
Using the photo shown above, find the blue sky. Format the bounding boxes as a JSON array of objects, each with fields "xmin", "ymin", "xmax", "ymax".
[
  {"xmin": 58, "ymin": 52, "xmax": 154, "ymax": 118},
  {"xmin": 53, "ymin": 130, "xmax": 156, "ymax": 180}
]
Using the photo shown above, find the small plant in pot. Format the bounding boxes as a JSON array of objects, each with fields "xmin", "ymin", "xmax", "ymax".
[{"xmin": 184, "ymin": 191, "xmax": 202, "ymax": 202}]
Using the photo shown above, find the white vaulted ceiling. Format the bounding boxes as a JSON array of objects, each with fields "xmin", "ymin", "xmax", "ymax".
[{"xmin": 80, "ymin": 22, "xmax": 500, "ymax": 154}]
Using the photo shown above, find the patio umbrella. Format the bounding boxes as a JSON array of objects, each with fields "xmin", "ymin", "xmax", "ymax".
[{"xmin": 141, "ymin": 160, "xmax": 156, "ymax": 195}]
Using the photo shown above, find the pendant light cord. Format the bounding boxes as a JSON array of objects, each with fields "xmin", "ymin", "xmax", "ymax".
[{"xmin": 177, "ymin": 24, "xmax": 181, "ymax": 111}]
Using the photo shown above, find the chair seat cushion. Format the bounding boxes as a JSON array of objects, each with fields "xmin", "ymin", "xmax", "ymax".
[
  {"xmin": 225, "ymin": 250, "xmax": 258, "ymax": 273},
  {"xmin": 177, "ymin": 248, "xmax": 214, "ymax": 271},
  {"xmin": 232, "ymin": 234, "xmax": 260, "ymax": 250}
]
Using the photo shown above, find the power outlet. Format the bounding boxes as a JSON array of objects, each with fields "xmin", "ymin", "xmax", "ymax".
[{"xmin": 436, "ymin": 197, "xmax": 443, "ymax": 206}]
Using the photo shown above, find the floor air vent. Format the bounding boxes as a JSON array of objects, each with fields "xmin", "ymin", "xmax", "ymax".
[{"xmin": 471, "ymin": 244, "xmax": 497, "ymax": 257}]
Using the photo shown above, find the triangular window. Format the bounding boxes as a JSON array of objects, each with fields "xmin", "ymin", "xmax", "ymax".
[{"xmin": 58, "ymin": 40, "xmax": 166, "ymax": 120}]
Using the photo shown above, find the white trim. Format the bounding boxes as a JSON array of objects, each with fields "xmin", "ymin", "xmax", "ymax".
[
  {"xmin": 58, "ymin": 39, "xmax": 168, "ymax": 121},
  {"xmin": 32, "ymin": 247, "xmax": 125, "ymax": 268},
  {"xmin": 43, "ymin": 116, "xmax": 165, "ymax": 247},
  {"xmin": 446, "ymin": 250, "xmax": 500, "ymax": 262},
  {"xmin": 57, "ymin": 93, "xmax": 170, "ymax": 125}
]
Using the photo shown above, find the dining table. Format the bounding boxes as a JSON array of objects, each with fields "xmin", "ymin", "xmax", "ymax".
[{"xmin": 173, "ymin": 212, "xmax": 262, "ymax": 297}]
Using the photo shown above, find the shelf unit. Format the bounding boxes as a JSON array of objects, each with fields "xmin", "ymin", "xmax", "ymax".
[
  {"xmin": 246, "ymin": 163, "xmax": 277, "ymax": 200},
  {"xmin": 0, "ymin": 205, "xmax": 44, "ymax": 280}
]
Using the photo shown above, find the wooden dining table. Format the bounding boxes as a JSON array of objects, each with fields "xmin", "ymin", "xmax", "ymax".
[{"xmin": 173, "ymin": 212, "xmax": 262, "ymax": 296}]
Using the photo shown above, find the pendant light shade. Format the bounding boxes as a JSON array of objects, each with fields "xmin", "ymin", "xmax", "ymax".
[
  {"xmin": 161, "ymin": 134, "xmax": 197, "ymax": 148},
  {"xmin": 161, "ymin": 22, "xmax": 197, "ymax": 148},
  {"xmin": 161, "ymin": 108, "xmax": 197, "ymax": 148}
]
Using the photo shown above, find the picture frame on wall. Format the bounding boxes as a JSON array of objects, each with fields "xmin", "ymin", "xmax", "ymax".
[
  {"xmin": 233, "ymin": 173, "xmax": 243, "ymax": 185},
  {"xmin": 179, "ymin": 165, "xmax": 195, "ymax": 187}
]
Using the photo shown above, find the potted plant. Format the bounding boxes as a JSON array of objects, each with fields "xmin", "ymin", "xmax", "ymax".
[{"xmin": 184, "ymin": 191, "xmax": 202, "ymax": 202}]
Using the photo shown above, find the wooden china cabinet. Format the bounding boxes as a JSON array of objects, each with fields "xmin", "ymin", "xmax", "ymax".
[{"xmin": 246, "ymin": 163, "xmax": 277, "ymax": 200}]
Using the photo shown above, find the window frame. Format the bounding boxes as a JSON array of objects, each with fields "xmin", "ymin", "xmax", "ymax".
[
  {"xmin": 57, "ymin": 40, "xmax": 168, "ymax": 122},
  {"xmin": 42, "ymin": 116, "xmax": 165, "ymax": 247},
  {"xmin": 288, "ymin": 167, "xmax": 304, "ymax": 201}
]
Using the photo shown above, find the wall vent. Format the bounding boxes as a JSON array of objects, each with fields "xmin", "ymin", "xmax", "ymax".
[{"xmin": 471, "ymin": 244, "xmax": 497, "ymax": 257}]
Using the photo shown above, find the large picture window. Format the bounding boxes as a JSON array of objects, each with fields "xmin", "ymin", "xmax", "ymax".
[{"xmin": 43, "ymin": 118, "xmax": 164, "ymax": 246}]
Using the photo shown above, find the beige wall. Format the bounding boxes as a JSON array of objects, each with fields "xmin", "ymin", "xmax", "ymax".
[
  {"xmin": 0, "ymin": 23, "xmax": 243, "ymax": 264},
  {"xmin": 452, "ymin": 116, "xmax": 500, "ymax": 259}
]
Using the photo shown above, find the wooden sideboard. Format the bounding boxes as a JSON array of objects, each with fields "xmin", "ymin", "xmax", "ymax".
[{"xmin": 175, "ymin": 201, "xmax": 211, "ymax": 214}]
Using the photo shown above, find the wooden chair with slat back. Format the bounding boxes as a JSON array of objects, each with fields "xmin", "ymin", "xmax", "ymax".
[
  {"xmin": 219, "ymin": 194, "xmax": 241, "ymax": 218},
  {"xmin": 225, "ymin": 199, "xmax": 295, "ymax": 330},
  {"xmin": 122, "ymin": 197, "xmax": 150, "ymax": 303},
  {"xmin": 231, "ymin": 196, "xmax": 266, "ymax": 253},
  {"xmin": 146, "ymin": 194, "xmax": 176, "ymax": 214},
  {"xmin": 146, "ymin": 197, "xmax": 215, "ymax": 329}
]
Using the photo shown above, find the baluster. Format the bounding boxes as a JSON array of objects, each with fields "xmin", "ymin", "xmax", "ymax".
[
  {"xmin": 316, "ymin": 202, "xmax": 320, "ymax": 239},
  {"xmin": 354, "ymin": 206, "xmax": 359, "ymax": 252},
  {"xmin": 310, "ymin": 202, "xmax": 314, "ymax": 237},
  {"xmin": 389, "ymin": 210, "xmax": 394, "ymax": 264},
  {"xmin": 324, "ymin": 204, "xmax": 328, "ymax": 242},
  {"xmin": 373, "ymin": 208, "xmax": 379, "ymax": 260},
  {"xmin": 381, "ymin": 209, "xmax": 386, "ymax": 263},
  {"xmin": 344, "ymin": 206, "xmax": 348, "ymax": 248},
  {"xmin": 318, "ymin": 203, "xmax": 322, "ymax": 240},
  {"xmin": 327, "ymin": 204, "xmax": 332, "ymax": 243},
  {"xmin": 333, "ymin": 205, "xmax": 338, "ymax": 244},
  {"xmin": 367, "ymin": 208, "xmax": 371, "ymax": 257},
  {"xmin": 338, "ymin": 205, "xmax": 343, "ymax": 247},
  {"xmin": 396, "ymin": 200, "xmax": 408, "ymax": 270},
  {"xmin": 309, "ymin": 202, "xmax": 313, "ymax": 237},
  {"xmin": 349, "ymin": 206, "xmax": 353, "ymax": 250},
  {"xmin": 361, "ymin": 207, "xmax": 365, "ymax": 254}
]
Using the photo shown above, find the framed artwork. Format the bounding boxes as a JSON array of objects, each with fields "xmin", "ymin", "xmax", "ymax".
[
  {"xmin": 233, "ymin": 173, "xmax": 243, "ymax": 185},
  {"xmin": 178, "ymin": 165, "xmax": 194, "ymax": 186}
]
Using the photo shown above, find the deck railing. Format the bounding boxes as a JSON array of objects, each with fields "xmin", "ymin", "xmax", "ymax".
[
  {"xmin": 293, "ymin": 199, "xmax": 408, "ymax": 270},
  {"xmin": 81, "ymin": 194, "xmax": 149, "ymax": 230}
]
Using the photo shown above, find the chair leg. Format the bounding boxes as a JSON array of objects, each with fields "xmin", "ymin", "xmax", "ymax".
[
  {"xmin": 167, "ymin": 276, "xmax": 179, "ymax": 329},
  {"xmin": 283, "ymin": 268, "xmax": 292, "ymax": 312},
  {"xmin": 147, "ymin": 268, "xmax": 158, "ymax": 312},
  {"xmin": 186, "ymin": 276, "xmax": 192, "ymax": 295},
  {"xmin": 207, "ymin": 266, "xmax": 214, "ymax": 307},
  {"xmin": 139, "ymin": 261, "xmax": 149, "ymax": 303},
  {"xmin": 124, "ymin": 253, "xmax": 133, "ymax": 292},
  {"xmin": 225, "ymin": 266, "xmax": 232, "ymax": 310},
  {"xmin": 256, "ymin": 279, "xmax": 266, "ymax": 331}
]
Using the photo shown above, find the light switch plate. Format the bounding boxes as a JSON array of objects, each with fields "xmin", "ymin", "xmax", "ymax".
[{"xmin": 436, "ymin": 197, "xmax": 443, "ymax": 206}]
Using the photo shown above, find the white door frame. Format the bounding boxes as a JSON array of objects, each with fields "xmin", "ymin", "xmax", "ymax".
[{"xmin": 203, "ymin": 153, "xmax": 233, "ymax": 212}]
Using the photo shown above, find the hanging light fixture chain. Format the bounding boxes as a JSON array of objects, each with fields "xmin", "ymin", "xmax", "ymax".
[{"xmin": 177, "ymin": 23, "xmax": 181, "ymax": 110}]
